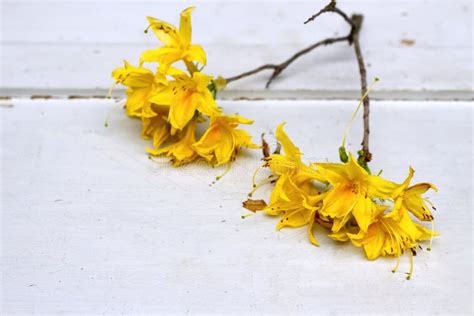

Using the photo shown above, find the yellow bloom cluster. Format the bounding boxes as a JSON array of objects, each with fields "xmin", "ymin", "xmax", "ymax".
[
  {"xmin": 111, "ymin": 7, "xmax": 258, "ymax": 166},
  {"xmin": 249, "ymin": 123, "xmax": 438, "ymax": 279}
]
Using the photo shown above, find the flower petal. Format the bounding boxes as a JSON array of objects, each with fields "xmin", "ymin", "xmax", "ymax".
[
  {"xmin": 168, "ymin": 92, "xmax": 197, "ymax": 130},
  {"xmin": 146, "ymin": 16, "xmax": 180, "ymax": 46},
  {"xmin": 179, "ymin": 7, "xmax": 195, "ymax": 47}
]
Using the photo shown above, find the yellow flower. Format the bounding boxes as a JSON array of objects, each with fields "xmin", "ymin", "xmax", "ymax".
[
  {"xmin": 149, "ymin": 71, "xmax": 221, "ymax": 131},
  {"xmin": 141, "ymin": 113, "xmax": 170, "ymax": 150},
  {"xmin": 263, "ymin": 123, "xmax": 323, "ymax": 183},
  {"xmin": 386, "ymin": 167, "xmax": 438, "ymax": 222},
  {"xmin": 316, "ymin": 154, "xmax": 398, "ymax": 233},
  {"xmin": 346, "ymin": 211, "xmax": 437, "ymax": 279},
  {"xmin": 141, "ymin": 7, "xmax": 206, "ymax": 68},
  {"xmin": 193, "ymin": 115, "xmax": 259, "ymax": 166},
  {"xmin": 147, "ymin": 119, "xmax": 198, "ymax": 166},
  {"xmin": 265, "ymin": 175, "xmax": 324, "ymax": 246},
  {"xmin": 112, "ymin": 61, "xmax": 168, "ymax": 118}
]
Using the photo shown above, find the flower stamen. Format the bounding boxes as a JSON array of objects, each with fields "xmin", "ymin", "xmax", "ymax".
[{"xmin": 427, "ymin": 219, "xmax": 435, "ymax": 251}]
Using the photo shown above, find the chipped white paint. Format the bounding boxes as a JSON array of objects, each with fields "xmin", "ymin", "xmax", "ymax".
[
  {"xmin": 1, "ymin": 99, "xmax": 472, "ymax": 314},
  {"xmin": 1, "ymin": 0, "xmax": 473, "ymax": 99}
]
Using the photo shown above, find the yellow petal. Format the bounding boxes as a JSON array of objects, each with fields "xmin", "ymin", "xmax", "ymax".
[
  {"xmin": 320, "ymin": 185, "xmax": 357, "ymax": 219},
  {"xmin": 392, "ymin": 167, "xmax": 415, "ymax": 198},
  {"xmin": 152, "ymin": 123, "xmax": 170, "ymax": 149},
  {"xmin": 328, "ymin": 230, "xmax": 350, "ymax": 242},
  {"xmin": 345, "ymin": 153, "xmax": 368, "ymax": 180},
  {"xmin": 140, "ymin": 47, "xmax": 184, "ymax": 66},
  {"xmin": 367, "ymin": 175, "xmax": 399, "ymax": 199},
  {"xmin": 275, "ymin": 123, "xmax": 302, "ymax": 160},
  {"xmin": 148, "ymin": 86, "xmax": 174, "ymax": 106},
  {"xmin": 125, "ymin": 88, "xmax": 150, "ymax": 117},
  {"xmin": 179, "ymin": 7, "xmax": 195, "ymax": 47},
  {"xmin": 352, "ymin": 196, "xmax": 378, "ymax": 232},
  {"xmin": 196, "ymin": 90, "xmax": 221, "ymax": 117},
  {"xmin": 362, "ymin": 224, "xmax": 386, "ymax": 260},
  {"xmin": 214, "ymin": 127, "xmax": 234, "ymax": 165},
  {"xmin": 112, "ymin": 61, "xmax": 154, "ymax": 88},
  {"xmin": 187, "ymin": 44, "xmax": 207, "ymax": 65},
  {"xmin": 146, "ymin": 16, "xmax": 180, "ymax": 46},
  {"xmin": 314, "ymin": 163, "xmax": 346, "ymax": 185},
  {"xmin": 307, "ymin": 213, "xmax": 320, "ymax": 246},
  {"xmin": 168, "ymin": 92, "xmax": 198, "ymax": 130},
  {"xmin": 276, "ymin": 210, "xmax": 308, "ymax": 230},
  {"xmin": 407, "ymin": 183, "xmax": 438, "ymax": 195}
]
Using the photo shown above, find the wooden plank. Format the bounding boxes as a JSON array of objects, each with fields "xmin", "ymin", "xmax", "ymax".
[
  {"xmin": 1, "ymin": 0, "xmax": 472, "ymax": 99},
  {"xmin": 1, "ymin": 99, "xmax": 472, "ymax": 314}
]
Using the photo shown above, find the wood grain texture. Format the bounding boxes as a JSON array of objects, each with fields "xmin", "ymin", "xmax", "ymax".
[
  {"xmin": 1, "ymin": 99, "xmax": 472, "ymax": 314},
  {"xmin": 1, "ymin": 0, "xmax": 472, "ymax": 99}
]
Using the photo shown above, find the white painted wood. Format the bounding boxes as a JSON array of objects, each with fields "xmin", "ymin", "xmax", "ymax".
[
  {"xmin": 1, "ymin": 0, "xmax": 472, "ymax": 99},
  {"xmin": 1, "ymin": 99, "xmax": 472, "ymax": 314}
]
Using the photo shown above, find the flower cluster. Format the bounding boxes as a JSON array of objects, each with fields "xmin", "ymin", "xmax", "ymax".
[
  {"xmin": 247, "ymin": 123, "xmax": 438, "ymax": 279},
  {"xmin": 111, "ymin": 7, "xmax": 258, "ymax": 166}
]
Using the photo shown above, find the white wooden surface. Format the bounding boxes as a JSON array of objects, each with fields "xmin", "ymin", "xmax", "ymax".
[
  {"xmin": 1, "ymin": 0, "xmax": 473, "ymax": 100},
  {"xmin": 1, "ymin": 99, "xmax": 472, "ymax": 315}
]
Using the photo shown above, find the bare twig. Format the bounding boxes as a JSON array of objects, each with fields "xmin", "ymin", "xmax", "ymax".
[
  {"xmin": 305, "ymin": 5, "xmax": 372, "ymax": 163},
  {"xmin": 350, "ymin": 14, "xmax": 372, "ymax": 162},
  {"xmin": 226, "ymin": 1, "xmax": 373, "ymax": 163},
  {"xmin": 303, "ymin": 0, "xmax": 353, "ymax": 27},
  {"xmin": 225, "ymin": 36, "xmax": 350, "ymax": 88}
]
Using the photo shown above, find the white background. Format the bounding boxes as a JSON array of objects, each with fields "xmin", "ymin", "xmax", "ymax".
[
  {"xmin": 1, "ymin": 0, "xmax": 473, "ymax": 315},
  {"xmin": 1, "ymin": 0, "xmax": 472, "ymax": 99}
]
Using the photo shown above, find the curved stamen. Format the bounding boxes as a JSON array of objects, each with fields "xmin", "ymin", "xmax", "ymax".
[
  {"xmin": 406, "ymin": 249, "xmax": 414, "ymax": 280},
  {"xmin": 427, "ymin": 220, "xmax": 435, "ymax": 251},
  {"xmin": 380, "ymin": 220, "xmax": 402, "ymax": 273},
  {"xmin": 342, "ymin": 78, "xmax": 379, "ymax": 148},
  {"xmin": 423, "ymin": 198, "xmax": 436, "ymax": 210},
  {"xmin": 248, "ymin": 175, "xmax": 277, "ymax": 197},
  {"xmin": 104, "ymin": 99, "xmax": 125, "ymax": 127},
  {"xmin": 216, "ymin": 163, "xmax": 232, "ymax": 181},
  {"xmin": 252, "ymin": 165, "xmax": 264, "ymax": 188}
]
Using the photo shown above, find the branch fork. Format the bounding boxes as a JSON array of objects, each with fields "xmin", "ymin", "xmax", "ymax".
[{"xmin": 225, "ymin": 1, "xmax": 373, "ymax": 163}]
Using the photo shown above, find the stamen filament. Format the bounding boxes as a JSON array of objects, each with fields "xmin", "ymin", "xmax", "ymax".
[
  {"xmin": 427, "ymin": 220, "xmax": 435, "ymax": 251},
  {"xmin": 342, "ymin": 77, "xmax": 379, "ymax": 147},
  {"xmin": 423, "ymin": 198, "xmax": 436, "ymax": 209},
  {"xmin": 248, "ymin": 176, "xmax": 276, "ymax": 197},
  {"xmin": 216, "ymin": 163, "xmax": 232, "ymax": 181},
  {"xmin": 104, "ymin": 99, "xmax": 125, "ymax": 127},
  {"xmin": 252, "ymin": 165, "xmax": 264, "ymax": 188},
  {"xmin": 380, "ymin": 220, "xmax": 402, "ymax": 273},
  {"xmin": 406, "ymin": 250, "xmax": 414, "ymax": 280}
]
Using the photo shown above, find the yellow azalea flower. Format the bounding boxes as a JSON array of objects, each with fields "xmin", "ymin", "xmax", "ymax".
[
  {"xmin": 141, "ymin": 113, "xmax": 170, "ymax": 150},
  {"xmin": 346, "ymin": 211, "xmax": 437, "ymax": 279},
  {"xmin": 386, "ymin": 167, "xmax": 438, "ymax": 222},
  {"xmin": 149, "ymin": 71, "xmax": 221, "ymax": 131},
  {"xmin": 316, "ymin": 153, "xmax": 398, "ymax": 233},
  {"xmin": 141, "ymin": 7, "xmax": 206, "ymax": 68},
  {"xmin": 112, "ymin": 61, "xmax": 167, "ymax": 118},
  {"xmin": 193, "ymin": 115, "xmax": 259, "ymax": 166},
  {"xmin": 147, "ymin": 119, "xmax": 198, "ymax": 166},
  {"xmin": 265, "ymin": 175, "xmax": 324, "ymax": 246},
  {"xmin": 262, "ymin": 123, "xmax": 323, "ymax": 183}
]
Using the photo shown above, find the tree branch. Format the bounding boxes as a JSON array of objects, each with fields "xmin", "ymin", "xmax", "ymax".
[
  {"xmin": 350, "ymin": 14, "xmax": 372, "ymax": 162},
  {"xmin": 303, "ymin": 0, "xmax": 353, "ymax": 27},
  {"xmin": 226, "ymin": 1, "xmax": 373, "ymax": 163},
  {"xmin": 305, "ymin": 5, "xmax": 372, "ymax": 163},
  {"xmin": 225, "ymin": 36, "xmax": 350, "ymax": 88}
]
